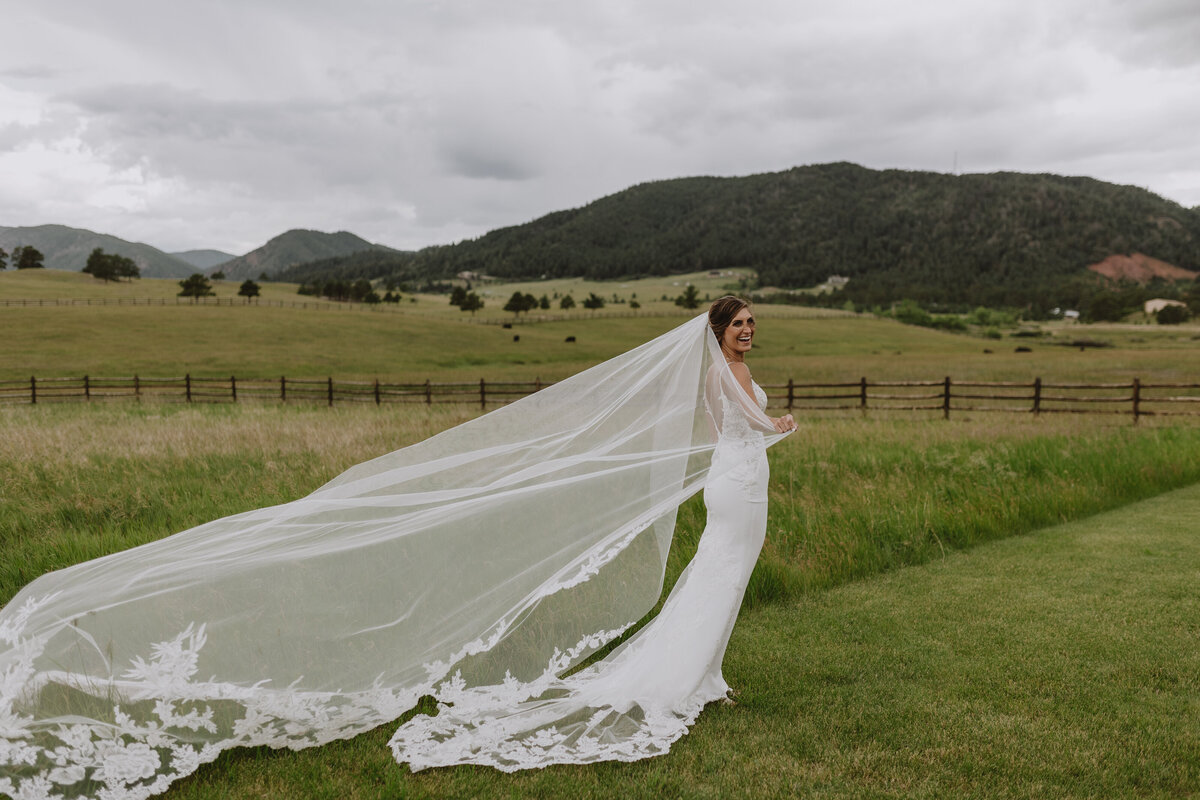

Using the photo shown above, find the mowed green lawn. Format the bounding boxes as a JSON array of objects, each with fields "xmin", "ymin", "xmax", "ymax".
[{"xmin": 155, "ymin": 480, "xmax": 1199, "ymax": 799}]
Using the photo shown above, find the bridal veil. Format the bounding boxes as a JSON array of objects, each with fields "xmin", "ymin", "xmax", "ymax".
[{"xmin": 0, "ymin": 312, "xmax": 786, "ymax": 800}]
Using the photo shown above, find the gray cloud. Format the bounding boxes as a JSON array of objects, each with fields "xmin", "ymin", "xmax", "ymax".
[{"xmin": 0, "ymin": 0, "xmax": 1196, "ymax": 255}]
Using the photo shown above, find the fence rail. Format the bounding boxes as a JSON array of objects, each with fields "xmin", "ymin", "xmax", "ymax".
[{"xmin": 3, "ymin": 374, "xmax": 1198, "ymax": 422}]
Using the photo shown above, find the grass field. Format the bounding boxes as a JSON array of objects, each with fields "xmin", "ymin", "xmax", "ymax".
[
  {"xmin": 3, "ymin": 269, "xmax": 1199, "ymax": 797},
  {"xmin": 2, "ymin": 402, "xmax": 1196, "ymax": 798},
  {"xmin": 159, "ymin": 483, "xmax": 1199, "ymax": 800},
  {"xmin": 2, "ymin": 268, "xmax": 1200, "ymax": 387}
]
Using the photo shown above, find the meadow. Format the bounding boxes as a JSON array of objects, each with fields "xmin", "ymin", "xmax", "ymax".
[
  {"xmin": 2, "ymin": 269, "xmax": 1199, "ymax": 387},
  {"xmin": 2, "ymin": 270, "xmax": 1199, "ymax": 797}
]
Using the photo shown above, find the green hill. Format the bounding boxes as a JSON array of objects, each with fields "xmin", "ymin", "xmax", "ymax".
[
  {"xmin": 0, "ymin": 224, "xmax": 196, "ymax": 278},
  {"xmin": 214, "ymin": 229, "xmax": 394, "ymax": 280},
  {"xmin": 274, "ymin": 163, "xmax": 1200, "ymax": 307},
  {"xmin": 171, "ymin": 249, "xmax": 236, "ymax": 271}
]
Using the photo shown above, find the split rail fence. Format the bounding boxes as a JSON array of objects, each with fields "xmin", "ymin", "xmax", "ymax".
[{"xmin": 2, "ymin": 375, "xmax": 1198, "ymax": 422}]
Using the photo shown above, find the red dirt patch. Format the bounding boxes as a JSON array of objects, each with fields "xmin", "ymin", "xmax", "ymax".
[{"xmin": 1087, "ymin": 252, "xmax": 1198, "ymax": 283}]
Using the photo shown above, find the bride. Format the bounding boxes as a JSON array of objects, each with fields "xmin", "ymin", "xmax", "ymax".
[{"xmin": 0, "ymin": 297, "xmax": 794, "ymax": 799}]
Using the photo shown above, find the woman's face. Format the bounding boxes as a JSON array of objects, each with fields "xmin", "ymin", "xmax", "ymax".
[{"xmin": 722, "ymin": 307, "xmax": 755, "ymax": 356}]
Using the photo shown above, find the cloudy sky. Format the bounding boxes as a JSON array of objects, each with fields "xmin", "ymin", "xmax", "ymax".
[{"xmin": 2, "ymin": 0, "xmax": 1198, "ymax": 255}]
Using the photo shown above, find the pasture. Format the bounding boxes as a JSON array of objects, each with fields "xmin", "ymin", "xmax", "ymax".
[
  {"xmin": 2, "ymin": 268, "xmax": 1199, "ymax": 387},
  {"xmin": 2, "ymin": 269, "xmax": 1199, "ymax": 798}
]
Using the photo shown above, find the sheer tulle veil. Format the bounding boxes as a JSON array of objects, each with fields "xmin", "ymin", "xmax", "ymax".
[{"xmin": 0, "ymin": 312, "xmax": 787, "ymax": 799}]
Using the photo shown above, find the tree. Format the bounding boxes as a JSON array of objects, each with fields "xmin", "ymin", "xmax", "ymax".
[
  {"xmin": 629, "ymin": 299, "xmax": 641, "ymax": 310},
  {"xmin": 238, "ymin": 279, "xmax": 261, "ymax": 299},
  {"xmin": 674, "ymin": 284, "xmax": 700, "ymax": 309},
  {"xmin": 460, "ymin": 292, "xmax": 484, "ymax": 315},
  {"xmin": 351, "ymin": 279, "xmax": 374, "ymax": 302},
  {"xmin": 560, "ymin": 295, "xmax": 576, "ymax": 310},
  {"xmin": 83, "ymin": 248, "xmax": 140, "ymax": 282},
  {"xmin": 0, "ymin": 247, "xmax": 7, "ymax": 269},
  {"xmin": 1083, "ymin": 293, "xmax": 1128, "ymax": 323},
  {"xmin": 504, "ymin": 291, "xmax": 538, "ymax": 316},
  {"xmin": 211, "ymin": 270, "xmax": 226, "ymax": 281},
  {"xmin": 11, "ymin": 246, "xmax": 45, "ymax": 270},
  {"xmin": 582, "ymin": 292, "xmax": 606, "ymax": 310},
  {"xmin": 178, "ymin": 273, "xmax": 215, "ymax": 299},
  {"xmin": 539, "ymin": 294, "xmax": 550, "ymax": 310},
  {"xmin": 450, "ymin": 286, "xmax": 468, "ymax": 307},
  {"xmin": 1156, "ymin": 304, "xmax": 1191, "ymax": 325}
]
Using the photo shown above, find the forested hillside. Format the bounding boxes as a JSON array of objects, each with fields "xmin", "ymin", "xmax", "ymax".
[{"xmin": 273, "ymin": 163, "xmax": 1200, "ymax": 308}]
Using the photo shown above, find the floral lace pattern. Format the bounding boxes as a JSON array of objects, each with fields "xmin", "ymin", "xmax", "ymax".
[
  {"xmin": 0, "ymin": 600, "xmax": 432, "ymax": 799},
  {"xmin": 710, "ymin": 382, "xmax": 769, "ymax": 499}
]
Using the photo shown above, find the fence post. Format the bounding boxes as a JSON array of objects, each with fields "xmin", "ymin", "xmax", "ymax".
[
  {"xmin": 480, "ymin": 378, "xmax": 486, "ymax": 408},
  {"xmin": 374, "ymin": 379, "xmax": 381, "ymax": 405},
  {"xmin": 185, "ymin": 374, "xmax": 192, "ymax": 403},
  {"xmin": 30, "ymin": 376, "xmax": 36, "ymax": 405},
  {"xmin": 134, "ymin": 375, "xmax": 141, "ymax": 399},
  {"xmin": 942, "ymin": 376, "xmax": 951, "ymax": 420},
  {"xmin": 787, "ymin": 378, "xmax": 794, "ymax": 412},
  {"xmin": 535, "ymin": 376, "xmax": 542, "ymax": 395},
  {"xmin": 84, "ymin": 375, "xmax": 91, "ymax": 401},
  {"xmin": 425, "ymin": 379, "xmax": 432, "ymax": 405},
  {"xmin": 1132, "ymin": 378, "xmax": 1141, "ymax": 425},
  {"xmin": 231, "ymin": 375, "xmax": 237, "ymax": 402},
  {"xmin": 281, "ymin": 376, "xmax": 287, "ymax": 402},
  {"xmin": 1032, "ymin": 377, "xmax": 1041, "ymax": 416},
  {"xmin": 327, "ymin": 377, "xmax": 334, "ymax": 407},
  {"xmin": 860, "ymin": 377, "xmax": 867, "ymax": 415}
]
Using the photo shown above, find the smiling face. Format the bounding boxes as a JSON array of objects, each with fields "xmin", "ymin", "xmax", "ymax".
[{"xmin": 721, "ymin": 307, "xmax": 755, "ymax": 359}]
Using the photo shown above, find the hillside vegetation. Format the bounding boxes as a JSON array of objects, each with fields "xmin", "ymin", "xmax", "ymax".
[
  {"xmin": 275, "ymin": 163, "xmax": 1200, "ymax": 309},
  {"xmin": 214, "ymin": 229, "xmax": 397, "ymax": 280},
  {"xmin": 0, "ymin": 224, "xmax": 196, "ymax": 278}
]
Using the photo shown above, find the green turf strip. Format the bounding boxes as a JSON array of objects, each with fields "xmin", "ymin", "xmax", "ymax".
[{"xmin": 162, "ymin": 483, "xmax": 1200, "ymax": 799}]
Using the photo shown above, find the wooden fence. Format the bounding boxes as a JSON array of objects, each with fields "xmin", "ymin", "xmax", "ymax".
[{"xmin": 2, "ymin": 374, "xmax": 1198, "ymax": 422}]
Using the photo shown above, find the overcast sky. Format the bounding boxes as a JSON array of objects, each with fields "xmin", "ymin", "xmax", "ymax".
[{"xmin": 2, "ymin": 0, "xmax": 1198, "ymax": 255}]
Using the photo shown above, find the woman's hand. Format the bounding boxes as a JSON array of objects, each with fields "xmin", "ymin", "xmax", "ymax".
[{"xmin": 772, "ymin": 414, "xmax": 797, "ymax": 433}]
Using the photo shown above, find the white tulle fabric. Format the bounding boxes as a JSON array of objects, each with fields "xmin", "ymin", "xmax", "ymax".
[{"xmin": 0, "ymin": 313, "xmax": 787, "ymax": 800}]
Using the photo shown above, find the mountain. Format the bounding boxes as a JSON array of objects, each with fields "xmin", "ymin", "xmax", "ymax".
[
  {"xmin": 212, "ymin": 229, "xmax": 393, "ymax": 280},
  {"xmin": 273, "ymin": 163, "xmax": 1200, "ymax": 308},
  {"xmin": 171, "ymin": 249, "xmax": 237, "ymax": 271},
  {"xmin": 0, "ymin": 224, "xmax": 196, "ymax": 278}
]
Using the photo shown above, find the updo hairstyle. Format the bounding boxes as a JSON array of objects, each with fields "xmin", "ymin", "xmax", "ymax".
[{"xmin": 707, "ymin": 295, "xmax": 750, "ymax": 345}]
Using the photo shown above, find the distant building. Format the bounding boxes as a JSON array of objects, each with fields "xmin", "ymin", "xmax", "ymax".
[
  {"xmin": 1144, "ymin": 298, "xmax": 1186, "ymax": 315},
  {"xmin": 826, "ymin": 275, "xmax": 849, "ymax": 288},
  {"xmin": 1063, "ymin": 310, "xmax": 1080, "ymax": 321}
]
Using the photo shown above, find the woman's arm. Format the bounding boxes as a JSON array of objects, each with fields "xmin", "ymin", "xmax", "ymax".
[{"xmin": 728, "ymin": 362, "xmax": 797, "ymax": 433}]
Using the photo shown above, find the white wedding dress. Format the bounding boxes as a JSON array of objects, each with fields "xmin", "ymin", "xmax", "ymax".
[
  {"xmin": 389, "ymin": 379, "xmax": 771, "ymax": 771},
  {"xmin": 0, "ymin": 315, "xmax": 787, "ymax": 800}
]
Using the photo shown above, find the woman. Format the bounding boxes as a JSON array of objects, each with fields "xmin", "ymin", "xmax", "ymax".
[
  {"xmin": 390, "ymin": 296, "xmax": 796, "ymax": 770},
  {"xmin": 0, "ymin": 298, "xmax": 793, "ymax": 798}
]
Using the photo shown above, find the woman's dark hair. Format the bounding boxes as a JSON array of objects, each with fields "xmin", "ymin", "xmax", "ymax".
[{"xmin": 708, "ymin": 295, "xmax": 750, "ymax": 345}]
